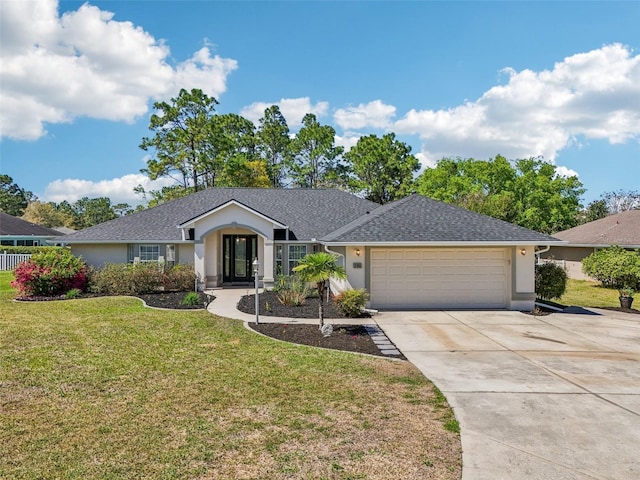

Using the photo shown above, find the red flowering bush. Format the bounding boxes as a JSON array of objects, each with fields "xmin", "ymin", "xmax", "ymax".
[{"xmin": 11, "ymin": 249, "xmax": 87, "ymax": 297}]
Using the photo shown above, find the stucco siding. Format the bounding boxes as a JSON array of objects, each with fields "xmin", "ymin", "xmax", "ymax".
[{"xmin": 71, "ymin": 244, "xmax": 127, "ymax": 267}]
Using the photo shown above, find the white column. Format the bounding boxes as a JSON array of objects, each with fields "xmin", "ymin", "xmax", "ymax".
[
  {"xmin": 194, "ymin": 241, "xmax": 206, "ymax": 290},
  {"xmin": 262, "ymin": 239, "xmax": 275, "ymax": 287}
]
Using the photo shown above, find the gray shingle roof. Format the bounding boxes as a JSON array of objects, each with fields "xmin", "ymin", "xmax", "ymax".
[
  {"xmin": 320, "ymin": 194, "xmax": 560, "ymax": 243},
  {"xmin": 60, "ymin": 188, "xmax": 379, "ymax": 243},
  {"xmin": 552, "ymin": 210, "xmax": 640, "ymax": 246},
  {"xmin": 0, "ymin": 212, "xmax": 62, "ymax": 236}
]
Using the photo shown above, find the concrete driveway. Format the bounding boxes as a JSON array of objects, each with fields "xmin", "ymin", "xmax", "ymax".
[{"xmin": 376, "ymin": 308, "xmax": 640, "ymax": 480}]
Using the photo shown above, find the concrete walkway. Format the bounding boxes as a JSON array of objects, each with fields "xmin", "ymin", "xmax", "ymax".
[
  {"xmin": 376, "ymin": 309, "xmax": 640, "ymax": 480},
  {"xmin": 208, "ymin": 290, "xmax": 640, "ymax": 479}
]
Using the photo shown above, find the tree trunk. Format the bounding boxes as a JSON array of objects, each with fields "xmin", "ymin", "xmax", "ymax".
[{"xmin": 318, "ymin": 281, "xmax": 324, "ymax": 327}]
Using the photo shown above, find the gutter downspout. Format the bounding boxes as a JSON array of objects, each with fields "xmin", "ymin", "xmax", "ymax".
[{"xmin": 534, "ymin": 245, "xmax": 551, "ymax": 265}]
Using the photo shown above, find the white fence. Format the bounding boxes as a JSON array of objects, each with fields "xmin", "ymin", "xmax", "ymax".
[
  {"xmin": 537, "ymin": 258, "xmax": 566, "ymax": 269},
  {"xmin": 0, "ymin": 253, "xmax": 31, "ymax": 271}
]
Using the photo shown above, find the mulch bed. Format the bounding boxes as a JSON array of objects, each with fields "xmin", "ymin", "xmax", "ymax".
[
  {"xmin": 250, "ymin": 323, "xmax": 404, "ymax": 359},
  {"xmin": 239, "ymin": 291, "xmax": 397, "ymax": 358},
  {"xmin": 135, "ymin": 291, "xmax": 212, "ymax": 309},
  {"xmin": 237, "ymin": 290, "xmax": 370, "ymax": 319}
]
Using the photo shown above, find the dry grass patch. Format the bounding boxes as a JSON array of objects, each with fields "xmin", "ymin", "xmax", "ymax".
[{"xmin": 0, "ymin": 272, "xmax": 461, "ymax": 479}]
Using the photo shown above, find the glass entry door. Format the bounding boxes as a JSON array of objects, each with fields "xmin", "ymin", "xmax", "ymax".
[{"xmin": 223, "ymin": 235, "xmax": 257, "ymax": 283}]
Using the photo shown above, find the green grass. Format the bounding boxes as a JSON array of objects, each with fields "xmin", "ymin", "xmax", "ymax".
[
  {"xmin": 0, "ymin": 271, "xmax": 461, "ymax": 479},
  {"xmin": 559, "ymin": 278, "xmax": 621, "ymax": 308}
]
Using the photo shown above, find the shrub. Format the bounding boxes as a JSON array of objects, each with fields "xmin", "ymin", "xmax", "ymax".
[
  {"xmin": 129, "ymin": 263, "xmax": 164, "ymax": 294},
  {"xmin": 181, "ymin": 291, "xmax": 201, "ymax": 306},
  {"xmin": 163, "ymin": 264, "xmax": 197, "ymax": 291},
  {"xmin": 582, "ymin": 246, "xmax": 640, "ymax": 290},
  {"xmin": 65, "ymin": 288, "xmax": 82, "ymax": 299},
  {"xmin": 273, "ymin": 274, "xmax": 311, "ymax": 306},
  {"xmin": 88, "ymin": 263, "xmax": 132, "ymax": 295},
  {"xmin": 535, "ymin": 262, "xmax": 568, "ymax": 300},
  {"xmin": 0, "ymin": 246, "xmax": 64, "ymax": 255},
  {"xmin": 89, "ymin": 263, "xmax": 197, "ymax": 295},
  {"xmin": 277, "ymin": 289, "xmax": 307, "ymax": 306},
  {"xmin": 334, "ymin": 289, "xmax": 369, "ymax": 317},
  {"xmin": 11, "ymin": 249, "xmax": 87, "ymax": 297}
]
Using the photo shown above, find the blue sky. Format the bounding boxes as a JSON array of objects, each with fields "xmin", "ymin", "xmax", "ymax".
[{"xmin": 1, "ymin": 0, "xmax": 639, "ymax": 207}]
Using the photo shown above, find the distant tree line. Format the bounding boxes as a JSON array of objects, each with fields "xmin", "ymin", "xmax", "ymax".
[{"xmin": 3, "ymin": 88, "xmax": 638, "ymax": 233}]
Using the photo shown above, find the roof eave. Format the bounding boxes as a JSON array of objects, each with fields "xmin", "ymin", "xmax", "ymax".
[
  {"xmin": 59, "ymin": 240, "xmax": 193, "ymax": 245},
  {"xmin": 322, "ymin": 240, "xmax": 567, "ymax": 247}
]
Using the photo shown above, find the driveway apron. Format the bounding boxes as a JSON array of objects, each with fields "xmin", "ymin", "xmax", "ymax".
[{"xmin": 375, "ymin": 309, "xmax": 640, "ymax": 480}]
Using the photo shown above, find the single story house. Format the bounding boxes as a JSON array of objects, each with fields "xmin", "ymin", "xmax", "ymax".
[
  {"xmin": 541, "ymin": 210, "xmax": 640, "ymax": 280},
  {"xmin": 0, "ymin": 212, "xmax": 62, "ymax": 246},
  {"xmin": 59, "ymin": 188, "xmax": 562, "ymax": 310}
]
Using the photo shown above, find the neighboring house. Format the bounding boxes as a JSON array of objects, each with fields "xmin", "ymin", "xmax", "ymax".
[
  {"xmin": 59, "ymin": 188, "xmax": 562, "ymax": 310},
  {"xmin": 0, "ymin": 212, "xmax": 62, "ymax": 246},
  {"xmin": 541, "ymin": 210, "xmax": 640, "ymax": 280}
]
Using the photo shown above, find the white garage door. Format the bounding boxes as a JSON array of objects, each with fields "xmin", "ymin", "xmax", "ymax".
[{"xmin": 370, "ymin": 248, "xmax": 508, "ymax": 309}]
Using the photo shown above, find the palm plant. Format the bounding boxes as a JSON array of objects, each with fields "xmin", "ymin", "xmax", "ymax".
[{"xmin": 292, "ymin": 252, "xmax": 347, "ymax": 328}]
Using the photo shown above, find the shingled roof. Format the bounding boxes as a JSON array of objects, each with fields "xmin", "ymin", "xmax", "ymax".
[
  {"xmin": 60, "ymin": 188, "xmax": 379, "ymax": 243},
  {"xmin": 320, "ymin": 194, "xmax": 560, "ymax": 244},
  {"xmin": 59, "ymin": 189, "xmax": 562, "ymax": 245},
  {"xmin": 0, "ymin": 212, "xmax": 62, "ymax": 237},
  {"xmin": 552, "ymin": 209, "xmax": 640, "ymax": 247}
]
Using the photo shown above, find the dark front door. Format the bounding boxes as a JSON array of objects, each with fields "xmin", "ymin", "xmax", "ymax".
[{"xmin": 223, "ymin": 235, "xmax": 257, "ymax": 284}]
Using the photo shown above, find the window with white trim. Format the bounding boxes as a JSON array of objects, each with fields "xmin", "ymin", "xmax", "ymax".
[
  {"xmin": 127, "ymin": 245, "xmax": 135, "ymax": 263},
  {"xmin": 166, "ymin": 244, "xmax": 175, "ymax": 262},
  {"xmin": 139, "ymin": 244, "xmax": 160, "ymax": 262},
  {"xmin": 275, "ymin": 244, "xmax": 283, "ymax": 275},
  {"xmin": 288, "ymin": 244, "xmax": 307, "ymax": 273}
]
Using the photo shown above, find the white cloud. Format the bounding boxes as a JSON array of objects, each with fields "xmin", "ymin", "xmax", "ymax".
[
  {"xmin": 395, "ymin": 43, "xmax": 640, "ymax": 164},
  {"xmin": 0, "ymin": 0, "xmax": 237, "ymax": 140},
  {"xmin": 555, "ymin": 165, "xmax": 579, "ymax": 178},
  {"xmin": 240, "ymin": 97, "xmax": 329, "ymax": 128},
  {"xmin": 334, "ymin": 132, "xmax": 362, "ymax": 150},
  {"xmin": 42, "ymin": 174, "xmax": 175, "ymax": 205},
  {"xmin": 334, "ymin": 100, "xmax": 396, "ymax": 130}
]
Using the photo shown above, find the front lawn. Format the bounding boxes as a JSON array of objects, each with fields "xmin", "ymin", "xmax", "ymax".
[
  {"xmin": 559, "ymin": 278, "xmax": 621, "ymax": 308},
  {"xmin": 0, "ymin": 271, "xmax": 461, "ymax": 479}
]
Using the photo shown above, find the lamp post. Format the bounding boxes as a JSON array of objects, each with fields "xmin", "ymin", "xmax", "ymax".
[{"xmin": 252, "ymin": 257, "xmax": 260, "ymax": 324}]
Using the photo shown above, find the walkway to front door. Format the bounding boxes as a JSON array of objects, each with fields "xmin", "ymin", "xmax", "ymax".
[{"xmin": 223, "ymin": 234, "xmax": 257, "ymax": 284}]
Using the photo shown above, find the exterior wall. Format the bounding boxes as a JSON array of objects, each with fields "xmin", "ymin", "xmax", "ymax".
[
  {"xmin": 70, "ymin": 244, "xmax": 127, "ymax": 267},
  {"xmin": 177, "ymin": 244, "xmax": 194, "ymax": 265},
  {"xmin": 510, "ymin": 246, "xmax": 535, "ymax": 310},
  {"xmin": 344, "ymin": 245, "xmax": 365, "ymax": 290},
  {"xmin": 541, "ymin": 246, "xmax": 596, "ymax": 280}
]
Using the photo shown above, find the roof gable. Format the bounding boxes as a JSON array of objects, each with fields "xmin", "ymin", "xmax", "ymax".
[
  {"xmin": 321, "ymin": 194, "xmax": 561, "ymax": 244},
  {"xmin": 177, "ymin": 199, "xmax": 288, "ymax": 228},
  {"xmin": 553, "ymin": 210, "xmax": 640, "ymax": 246}
]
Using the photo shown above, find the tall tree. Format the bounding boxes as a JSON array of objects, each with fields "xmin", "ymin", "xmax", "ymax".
[
  {"xmin": 580, "ymin": 199, "xmax": 609, "ymax": 223},
  {"xmin": 140, "ymin": 88, "xmax": 219, "ymax": 192},
  {"xmin": 21, "ymin": 201, "xmax": 72, "ymax": 228},
  {"xmin": 256, "ymin": 105, "xmax": 291, "ymax": 187},
  {"xmin": 289, "ymin": 114, "xmax": 346, "ymax": 188},
  {"xmin": 134, "ymin": 184, "xmax": 194, "ymax": 209},
  {"xmin": 345, "ymin": 133, "xmax": 420, "ymax": 204},
  {"xmin": 0, "ymin": 175, "xmax": 36, "ymax": 216},
  {"xmin": 57, "ymin": 197, "xmax": 119, "ymax": 229},
  {"xmin": 416, "ymin": 155, "xmax": 584, "ymax": 234},
  {"xmin": 601, "ymin": 189, "xmax": 640, "ymax": 213}
]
